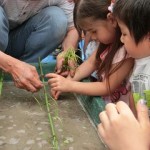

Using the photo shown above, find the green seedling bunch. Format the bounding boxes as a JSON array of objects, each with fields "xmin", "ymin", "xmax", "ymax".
[{"xmin": 60, "ymin": 48, "xmax": 81, "ymax": 72}]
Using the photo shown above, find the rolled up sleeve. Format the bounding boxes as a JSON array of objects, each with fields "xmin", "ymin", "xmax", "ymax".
[{"xmin": 58, "ymin": 0, "xmax": 74, "ymax": 29}]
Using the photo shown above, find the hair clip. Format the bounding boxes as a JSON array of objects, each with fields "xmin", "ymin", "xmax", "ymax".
[{"xmin": 108, "ymin": 2, "xmax": 114, "ymax": 12}]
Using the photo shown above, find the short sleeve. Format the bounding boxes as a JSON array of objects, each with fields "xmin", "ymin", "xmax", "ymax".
[
  {"xmin": 59, "ymin": 0, "xmax": 74, "ymax": 28},
  {"xmin": 112, "ymin": 46, "xmax": 130, "ymax": 64}
]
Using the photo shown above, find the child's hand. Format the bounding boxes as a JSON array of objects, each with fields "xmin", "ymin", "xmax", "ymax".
[
  {"xmin": 98, "ymin": 101, "xmax": 150, "ymax": 150},
  {"xmin": 46, "ymin": 73, "xmax": 73, "ymax": 92},
  {"xmin": 50, "ymin": 89, "xmax": 61, "ymax": 100}
]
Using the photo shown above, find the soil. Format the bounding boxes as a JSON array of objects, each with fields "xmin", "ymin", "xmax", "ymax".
[{"xmin": 0, "ymin": 83, "xmax": 106, "ymax": 150}]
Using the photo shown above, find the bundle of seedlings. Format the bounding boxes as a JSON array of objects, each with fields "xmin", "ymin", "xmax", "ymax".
[{"xmin": 59, "ymin": 48, "xmax": 81, "ymax": 73}]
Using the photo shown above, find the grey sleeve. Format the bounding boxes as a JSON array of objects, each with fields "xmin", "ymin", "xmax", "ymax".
[
  {"xmin": 59, "ymin": 1, "xmax": 74, "ymax": 28},
  {"xmin": 0, "ymin": 0, "xmax": 6, "ymax": 6}
]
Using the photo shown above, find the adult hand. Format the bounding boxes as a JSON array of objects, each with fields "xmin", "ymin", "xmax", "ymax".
[
  {"xmin": 50, "ymin": 89, "xmax": 61, "ymax": 100},
  {"xmin": 56, "ymin": 27, "xmax": 79, "ymax": 77},
  {"xmin": 98, "ymin": 100, "xmax": 150, "ymax": 150},
  {"xmin": 0, "ymin": 51, "xmax": 43, "ymax": 92},
  {"xmin": 55, "ymin": 51, "xmax": 68, "ymax": 76},
  {"xmin": 10, "ymin": 60, "xmax": 43, "ymax": 92}
]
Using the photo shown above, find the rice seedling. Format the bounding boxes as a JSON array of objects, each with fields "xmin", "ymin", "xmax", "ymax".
[
  {"xmin": 38, "ymin": 58, "xmax": 59, "ymax": 150},
  {"xmin": 59, "ymin": 48, "xmax": 81, "ymax": 73},
  {"xmin": 33, "ymin": 94, "xmax": 43, "ymax": 111}
]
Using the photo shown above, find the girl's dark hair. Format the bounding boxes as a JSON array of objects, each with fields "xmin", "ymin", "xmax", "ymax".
[
  {"xmin": 74, "ymin": 0, "xmax": 111, "ymax": 37},
  {"xmin": 113, "ymin": 0, "xmax": 150, "ymax": 44},
  {"xmin": 74, "ymin": 0, "xmax": 125, "ymax": 96}
]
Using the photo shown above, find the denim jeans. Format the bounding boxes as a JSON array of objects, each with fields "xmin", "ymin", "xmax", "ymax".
[{"xmin": 0, "ymin": 6, "xmax": 68, "ymax": 63}]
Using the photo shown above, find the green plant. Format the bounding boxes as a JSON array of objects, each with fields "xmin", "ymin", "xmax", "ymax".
[
  {"xmin": 38, "ymin": 58, "xmax": 59, "ymax": 150},
  {"xmin": 60, "ymin": 48, "xmax": 81, "ymax": 72}
]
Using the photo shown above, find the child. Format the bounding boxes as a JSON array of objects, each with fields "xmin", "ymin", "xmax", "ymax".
[
  {"xmin": 46, "ymin": 0, "xmax": 134, "ymax": 104},
  {"xmin": 98, "ymin": 101, "xmax": 150, "ymax": 150},
  {"xmin": 113, "ymin": 0, "xmax": 150, "ymax": 114},
  {"xmin": 98, "ymin": 0, "xmax": 150, "ymax": 149}
]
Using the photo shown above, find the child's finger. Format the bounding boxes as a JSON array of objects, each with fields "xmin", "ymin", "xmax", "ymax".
[
  {"xmin": 51, "ymin": 90, "xmax": 57, "ymax": 100},
  {"xmin": 55, "ymin": 91, "xmax": 61, "ymax": 100},
  {"xmin": 116, "ymin": 101, "xmax": 135, "ymax": 117},
  {"xmin": 45, "ymin": 73, "xmax": 58, "ymax": 78},
  {"xmin": 70, "ymin": 69, "xmax": 76, "ymax": 77},
  {"xmin": 50, "ymin": 83, "xmax": 58, "ymax": 88},
  {"xmin": 68, "ymin": 60, "xmax": 76, "ymax": 77},
  {"xmin": 48, "ymin": 78, "xmax": 58, "ymax": 84},
  {"xmin": 51, "ymin": 87, "xmax": 57, "ymax": 91},
  {"xmin": 99, "ymin": 111, "xmax": 110, "ymax": 129},
  {"xmin": 136, "ymin": 100, "xmax": 149, "ymax": 127},
  {"xmin": 97, "ymin": 123, "xmax": 105, "ymax": 141},
  {"xmin": 105, "ymin": 103, "xmax": 118, "ymax": 120}
]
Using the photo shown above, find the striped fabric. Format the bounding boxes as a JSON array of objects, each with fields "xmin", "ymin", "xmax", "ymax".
[{"xmin": 0, "ymin": 0, "xmax": 74, "ymax": 29}]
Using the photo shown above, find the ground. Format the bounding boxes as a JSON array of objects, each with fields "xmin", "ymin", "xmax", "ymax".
[{"xmin": 0, "ymin": 83, "xmax": 106, "ymax": 150}]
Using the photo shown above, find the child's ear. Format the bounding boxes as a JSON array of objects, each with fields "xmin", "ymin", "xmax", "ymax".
[{"xmin": 107, "ymin": 13, "xmax": 117, "ymax": 27}]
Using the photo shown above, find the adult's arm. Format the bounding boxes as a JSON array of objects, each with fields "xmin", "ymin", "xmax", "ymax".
[
  {"xmin": 55, "ymin": 1, "xmax": 79, "ymax": 76},
  {"xmin": 0, "ymin": 51, "xmax": 43, "ymax": 92},
  {"xmin": 62, "ymin": 27, "xmax": 79, "ymax": 51},
  {"xmin": 57, "ymin": 0, "xmax": 79, "ymax": 50}
]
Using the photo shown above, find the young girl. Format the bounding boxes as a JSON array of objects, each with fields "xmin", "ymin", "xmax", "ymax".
[{"xmin": 46, "ymin": 0, "xmax": 134, "ymax": 104}]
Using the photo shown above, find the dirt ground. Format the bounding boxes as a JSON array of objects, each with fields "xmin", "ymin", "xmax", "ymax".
[{"xmin": 0, "ymin": 83, "xmax": 106, "ymax": 150}]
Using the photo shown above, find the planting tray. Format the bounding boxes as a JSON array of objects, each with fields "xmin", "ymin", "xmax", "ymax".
[
  {"xmin": 0, "ymin": 62, "xmax": 106, "ymax": 149},
  {"xmin": 0, "ymin": 83, "xmax": 107, "ymax": 149},
  {"xmin": 3, "ymin": 62, "xmax": 106, "ymax": 126}
]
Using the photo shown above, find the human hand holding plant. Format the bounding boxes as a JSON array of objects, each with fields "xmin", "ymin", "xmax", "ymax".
[
  {"xmin": 10, "ymin": 59, "xmax": 43, "ymax": 92},
  {"xmin": 13, "ymin": 63, "xmax": 43, "ymax": 92},
  {"xmin": 0, "ymin": 51, "xmax": 43, "ymax": 92},
  {"xmin": 55, "ymin": 48, "xmax": 80, "ymax": 77},
  {"xmin": 47, "ymin": 48, "xmax": 80, "ymax": 100}
]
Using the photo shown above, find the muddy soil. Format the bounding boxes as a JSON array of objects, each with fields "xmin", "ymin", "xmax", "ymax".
[{"xmin": 0, "ymin": 83, "xmax": 106, "ymax": 150}]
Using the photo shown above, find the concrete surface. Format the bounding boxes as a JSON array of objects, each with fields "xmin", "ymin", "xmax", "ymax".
[{"xmin": 0, "ymin": 83, "xmax": 106, "ymax": 150}]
